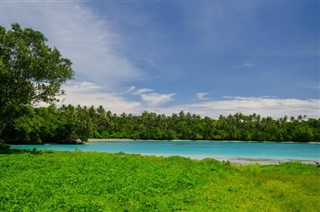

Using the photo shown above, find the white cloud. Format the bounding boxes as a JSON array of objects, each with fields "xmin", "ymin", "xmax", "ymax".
[
  {"xmin": 125, "ymin": 86, "xmax": 175, "ymax": 106},
  {"xmin": 47, "ymin": 82, "xmax": 319, "ymax": 118},
  {"xmin": 196, "ymin": 92, "xmax": 210, "ymax": 100},
  {"xmin": 133, "ymin": 88, "xmax": 154, "ymax": 95},
  {"xmin": 59, "ymin": 82, "xmax": 141, "ymax": 114},
  {"xmin": 63, "ymin": 81, "xmax": 102, "ymax": 93},
  {"xmin": 151, "ymin": 97, "xmax": 320, "ymax": 119},
  {"xmin": 124, "ymin": 86, "xmax": 175, "ymax": 106},
  {"xmin": 124, "ymin": 86, "xmax": 156, "ymax": 96},
  {"xmin": 141, "ymin": 93, "xmax": 176, "ymax": 106},
  {"xmin": 2, "ymin": 1, "xmax": 141, "ymax": 88},
  {"xmin": 60, "ymin": 82, "xmax": 176, "ymax": 112}
]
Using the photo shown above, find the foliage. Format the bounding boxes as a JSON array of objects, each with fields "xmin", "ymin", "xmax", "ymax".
[
  {"xmin": 0, "ymin": 23, "xmax": 73, "ymax": 137},
  {"xmin": 0, "ymin": 151, "xmax": 319, "ymax": 211},
  {"xmin": 0, "ymin": 139, "xmax": 10, "ymax": 154},
  {"xmin": 2, "ymin": 104, "xmax": 320, "ymax": 143}
]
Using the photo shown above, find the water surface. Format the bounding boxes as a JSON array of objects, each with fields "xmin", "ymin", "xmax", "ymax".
[{"xmin": 12, "ymin": 140, "xmax": 320, "ymax": 163}]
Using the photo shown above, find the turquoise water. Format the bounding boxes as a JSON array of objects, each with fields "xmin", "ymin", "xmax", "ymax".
[{"xmin": 11, "ymin": 140, "xmax": 320, "ymax": 161}]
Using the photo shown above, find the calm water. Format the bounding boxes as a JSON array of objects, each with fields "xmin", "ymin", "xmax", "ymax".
[{"xmin": 11, "ymin": 140, "xmax": 320, "ymax": 161}]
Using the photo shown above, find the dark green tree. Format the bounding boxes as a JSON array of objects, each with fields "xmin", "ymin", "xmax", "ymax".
[{"xmin": 0, "ymin": 23, "xmax": 74, "ymax": 139}]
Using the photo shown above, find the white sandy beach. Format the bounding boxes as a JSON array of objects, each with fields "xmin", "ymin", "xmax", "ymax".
[
  {"xmin": 87, "ymin": 138, "xmax": 320, "ymax": 144},
  {"xmin": 138, "ymin": 153, "xmax": 317, "ymax": 165}
]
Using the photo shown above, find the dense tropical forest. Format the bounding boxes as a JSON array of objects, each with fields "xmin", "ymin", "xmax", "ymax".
[{"xmin": 1, "ymin": 104, "xmax": 319, "ymax": 144}]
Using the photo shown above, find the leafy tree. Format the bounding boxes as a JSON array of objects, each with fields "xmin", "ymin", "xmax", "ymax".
[{"xmin": 0, "ymin": 23, "xmax": 73, "ymax": 139}]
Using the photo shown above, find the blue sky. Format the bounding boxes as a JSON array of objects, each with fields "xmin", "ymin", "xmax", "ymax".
[{"xmin": 1, "ymin": 0, "xmax": 319, "ymax": 118}]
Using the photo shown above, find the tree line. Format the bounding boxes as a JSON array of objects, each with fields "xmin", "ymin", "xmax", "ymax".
[
  {"xmin": 2, "ymin": 104, "xmax": 319, "ymax": 144},
  {"xmin": 0, "ymin": 23, "xmax": 73, "ymax": 144}
]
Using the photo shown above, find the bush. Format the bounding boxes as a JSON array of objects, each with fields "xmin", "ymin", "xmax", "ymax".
[{"xmin": 0, "ymin": 139, "xmax": 10, "ymax": 154}]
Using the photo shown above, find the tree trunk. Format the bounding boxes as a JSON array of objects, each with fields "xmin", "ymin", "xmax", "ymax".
[{"xmin": 0, "ymin": 123, "xmax": 6, "ymax": 138}]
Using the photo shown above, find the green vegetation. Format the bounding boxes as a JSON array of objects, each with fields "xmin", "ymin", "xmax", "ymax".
[
  {"xmin": 0, "ymin": 150, "xmax": 319, "ymax": 211},
  {"xmin": 2, "ymin": 104, "xmax": 319, "ymax": 144},
  {"xmin": 0, "ymin": 23, "xmax": 73, "ymax": 139}
]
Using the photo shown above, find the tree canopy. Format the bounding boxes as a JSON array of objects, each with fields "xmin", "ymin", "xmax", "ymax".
[
  {"xmin": 0, "ymin": 23, "xmax": 74, "ymax": 136},
  {"xmin": 2, "ymin": 105, "xmax": 319, "ymax": 144}
]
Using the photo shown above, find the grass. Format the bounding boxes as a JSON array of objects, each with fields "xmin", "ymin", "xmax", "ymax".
[{"xmin": 0, "ymin": 150, "xmax": 319, "ymax": 211}]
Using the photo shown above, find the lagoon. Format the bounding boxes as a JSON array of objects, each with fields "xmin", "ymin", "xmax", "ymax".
[{"xmin": 11, "ymin": 140, "xmax": 320, "ymax": 164}]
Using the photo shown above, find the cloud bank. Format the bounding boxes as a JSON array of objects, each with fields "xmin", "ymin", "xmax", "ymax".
[
  {"xmin": 154, "ymin": 97, "xmax": 320, "ymax": 118},
  {"xmin": 60, "ymin": 83, "xmax": 320, "ymax": 118}
]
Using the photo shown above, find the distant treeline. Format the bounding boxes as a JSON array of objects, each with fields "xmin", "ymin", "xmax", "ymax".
[{"xmin": 2, "ymin": 105, "xmax": 320, "ymax": 144}]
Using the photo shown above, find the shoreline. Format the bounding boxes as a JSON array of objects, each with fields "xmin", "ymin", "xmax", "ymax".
[
  {"xmin": 87, "ymin": 138, "xmax": 320, "ymax": 144},
  {"xmin": 139, "ymin": 153, "xmax": 318, "ymax": 165},
  {"xmin": 10, "ymin": 145, "xmax": 319, "ymax": 165}
]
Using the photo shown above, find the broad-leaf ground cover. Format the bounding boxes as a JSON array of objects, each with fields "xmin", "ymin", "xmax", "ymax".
[{"xmin": 0, "ymin": 150, "xmax": 319, "ymax": 211}]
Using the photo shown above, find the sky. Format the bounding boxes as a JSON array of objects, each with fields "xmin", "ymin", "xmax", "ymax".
[{"xmin": 1, "ymin": 0, "xmax": 319, "ymax": 118}]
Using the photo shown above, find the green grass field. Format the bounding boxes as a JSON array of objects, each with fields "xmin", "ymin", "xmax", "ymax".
[{"xmin": 0, "ymin": 150, "xmax": 319, "ymax": 211}]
